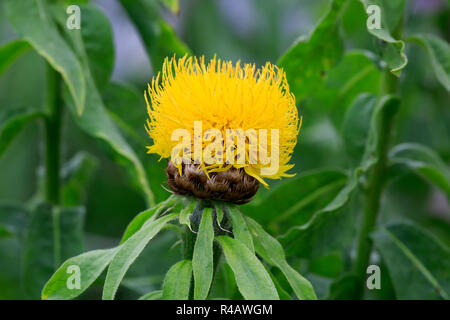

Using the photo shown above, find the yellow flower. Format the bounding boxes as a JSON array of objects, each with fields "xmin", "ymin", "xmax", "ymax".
[{"xmin": 145, "ymin": 55, "xmax": 301, "ymax": 187}]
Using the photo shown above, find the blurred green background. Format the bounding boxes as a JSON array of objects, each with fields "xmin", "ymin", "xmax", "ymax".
[{"xmin": 0, "ymin": 0, "xmax": 449, "ymax": 299}]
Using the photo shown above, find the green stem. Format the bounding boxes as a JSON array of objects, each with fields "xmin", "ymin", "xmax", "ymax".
[
  {"xmin": 44, "ymin": 64, "xmax": 63, "ymax": 205},
  {"xmin": 354, "ymin": 57, "xmax": 402, "ymax": 300}
]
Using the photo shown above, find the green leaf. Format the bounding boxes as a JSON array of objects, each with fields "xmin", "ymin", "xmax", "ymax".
[
  {"xmin": 342, "ymin": 94, "xmax": 378, "ymax": 165},
  {"xmin": 361, "ymin": 95, "xmax": 401, "ymax": 168},
  {"xmin": 102, "ymin": 82, "xmax": 148, "ymax": 146},
  {"xmin": 4, "ymin": 0, "xmax": 86, "ymax": 114},
  {"xmin": 139, "ymin": 290, "xmax": 162, "ymax": 300},
  {"xmin": 42, "ymin": 248, "xmax": 118, "ymax": 300},
  {"xmin": 120, "ymin": 195, "xmax": 179, "ymax": 243},
  {"xmin": 0, "ymin": 204, "xmax": 28, "ymax": 239},
  {"xmin": 48, "ymin": 4, "xmax": 154, "ymax": 205},
  {"xmin": 179, "ymin": 199, "xmax": 196, "ymax": 230},
  {"xmin": 23, "ymin": 204, "xmax": 85, "ymax": 299},
  {"xmin": 360, "ymin": 0, "xmax": 407, "ymax": 76},
  {"xmin": 0, "ymin": 40, "xmax": 30, "ymax": 75},
  {"xmin": 326, "ymin": 50, "xmax": 382, "ymax": 112},
  {"xmin": 217, "ymin": 235, "xmax": 279, "ymax": 300},
  {"xmin": 103, "ymin": 213, "xmax": 178, "ymax": 300},
  {"xmin": 408, "ymin": 34, "xmax": 450, "ymax": 91},
  {"xmin": 61, "ymin": 152, "xmax": 98, "ymax": 206},
  {"xmin": 162, "ymin": 260, "xmax": 192, "ymax": 300},
  {"xmin": 278, "ymin": 0, "xmax": 347, "ymax": 100},
  {"xmin": 372, "ymin": 223, "xmax": 450, "ymax": 299},
  {"xmin": 119, "ymin": 0, "xmax": 191, "ymax": 73},
  {"xmin": 266, "ymin": 267, "xmax": 292, "ymax": 300},
  {"xmin": 246, "ymin": 217, "xmax": 316, "ymax": 300},
  {"xmin": 241, "ymin": 169, "xmax": 347, "ymax": 232},
  {"xmin": 51, "ymin": 3, "xmax": 114, "ymax": 89},
  {"xmin": 159, "ymin": 0, "xmax": 179, "ymax": 15},
  {"xmin": 0, "ymin": 107, "xmax": 44, "ymax": 157},
  {"xmin": 228, "ymin": 205, "xmax": 254, "ymax": 253},
  {"xmin": 389, "ymin": 143, "xmax": 450, "ymax": 196},
  {"xmin": 278, "ymin": 168, "xmax": 360, "ymax": 259},
  {"xmin": 65, "ymin": 62, "xmax": 153, "ymax": 205},
  {"xmin": 101, "ymin": 82, "xmax": 169, "ymax": 203},
  {"xmin": 192, "ymin": 208, "xmax": 214, "ymax": 300}
]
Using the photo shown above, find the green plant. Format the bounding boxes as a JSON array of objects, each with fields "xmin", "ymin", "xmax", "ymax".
[{"xmin": 0, "ymin": 0, "xmax": 449, "ymax": 300}]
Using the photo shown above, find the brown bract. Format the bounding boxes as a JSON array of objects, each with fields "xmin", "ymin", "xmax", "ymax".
[{"xmin": 166, "ymin": 161, "xmax": 259, "ymax": 204}]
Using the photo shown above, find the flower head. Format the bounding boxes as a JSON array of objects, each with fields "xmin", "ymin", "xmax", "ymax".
[{"xmin": 145, "ymin": 55, "xmax": 300, "ymax": 192}]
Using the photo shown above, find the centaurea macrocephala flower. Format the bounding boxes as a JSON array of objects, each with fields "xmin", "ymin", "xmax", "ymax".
[{"xmin": 145, "ymin": 55, "xmax": 301, "ymax": 203}]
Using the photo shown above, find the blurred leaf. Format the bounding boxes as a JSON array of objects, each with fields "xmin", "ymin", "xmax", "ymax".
[
  {"xmin": 217, "ymin": 235, "xmax": 279, "ymax": 300},
  {"xmin": 23, "ymin": 204, "xmax": 85, "ymax": 299},
  {"xmin": 389, "ymin": 143, "xmax": 450, "ymax": 196},
  {"xmin": 278, "ymin": 0, "xmax": 347, "ymax": 100},
  {"xmin": 49, "ymin": 4, "xmax": 154, "ymax": 205},
  {"xmin": 327, "ymin": 273, "xmax": 359, "ymax": 299},
  {"xmin": 372, "ymin": 223, "xmax": 450, "ymax": 299},
  {"xmin": 0, "ymin": 107, "xmax": 44, "ymax": 158},
  {"xmin": 4, "ymin": 0, "xmax": 86, "ymax": 114},
  {"xmin": 327, "ymin": 50, "xmax": 382, "ymax": 113},
  {"xmin": 102, "ymin": 213, "xmax": 178, "ymax": 300},
  {"xmin": 159, "ymin": 0, "xmax": 179, "ymax": 15},
  {"xmin": 246, "ymin": 217, "xmax": 317, "ymax": 300},
  {"xmin": 0, "ymin": 40, "xmax": 30, "ymax": 75},
  {"xmin": 51, "ymin": 3, "xmax": 114, "ymax": 89},
  {"xmin": 119, "ymin": 0, "xmax": 191, "ymax": 73},
  {"xmin": 139, "ymin": 289, "xmax": 162, "ymax": 300},
  {"xmin": 408, "ymin": 34, "xmax": 450, "ymax": 91},
  {"xmin": 278, "ymin": 169, "xmax": 359, "ymax": 259},
  {"xmin": 229, "ymin": 205, "xmax": 254, "ymax": 253},
  {"xmin": 102, "ymin": 82, "xmax": 147, "ymax": 146},
  {"xmin": 359, "ymin": 0, "xmax": 407, "ymax": 76},
  {"xmin": 61, "ymin": 152, "xmax": 98, "ymax": 206},
  {"xmin": 42, "ymin": 248, "xmax": 118, "ymax": 300},
  {"xmin": 64, "ymin": 74, "xmax": 154, "ymax": 203},
  {"xmin": 162, "ymin": 260, "xmax": 192, "ymax": 300},
  {"xmin": 101, "ymin": 82, "xmax": 169, "ymax": 203},
  {"xmin": 309, "ymin": 252, "xmax": 343, "ymax": 278},
  {"xmin": 241, "ymin": 169, "xmax": 347, "ymax": 231},
  {"xmin": 120, "ymin": 195, "xmax": 179, "ymax": 243},
  {"xmin": 192, "ymin": 208, "xmax": 214, "ymax": 300},
  {"xmin": 0, "ymin": 204, "xmax": 29, "ymax": 240},
  {"xmin": 361, "ymin": 95, "xmax": 400, "ymax": 168},
  {"xmin": 342, "ymin": 94, "xmax": 378, "ymax": 165}
]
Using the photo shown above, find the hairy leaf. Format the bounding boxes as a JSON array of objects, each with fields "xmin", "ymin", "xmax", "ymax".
[
  {"xmin": 42, "ymin": 248, "xmax": 118, "ymax": 300},
  {"xmin": 228, "ymin": 206, "xmax": 254, "ymax": 253},
  {"xmin": 103, "ymin": 213, "xmax": 178, "ymax": 300},
  {"xmin": 162, "ymin": 260, "xmax": 192, "ymax": 300},
  {"xmin": 372, "ymin": 223, "xmax": 450, "ymax": 299},
  {"xmin": 246, "ymin": 217, "xmax": 316, "ymax": 300},
  {"xmin": 217, "ymin": 236, "xmax": 278, "ymax": 300},
  {"xmin": 121, "ymin": 195, "xmax": 179, "ymax": 243},
  {"xmin": 192, "ymin": 208, "xmax": 214, "ymax": 299}
]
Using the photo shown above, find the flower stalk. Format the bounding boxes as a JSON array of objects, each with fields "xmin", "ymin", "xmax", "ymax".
[
  {"xmin": 354, "ymin": 17, "xmax": 404, "ymax": 298},
  {"xmin": 44, "ymin": 63, "xmax": 63, "ymax": 205}
]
